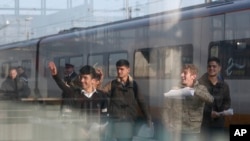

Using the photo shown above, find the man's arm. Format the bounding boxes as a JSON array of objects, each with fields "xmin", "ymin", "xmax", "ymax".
[
  {"xmin": 194, "ymin": 84, "xmax": 214, "ymax": 104},
  {"xmin": 48, "ymin": 61, "xmax": 74, "ymax": 98}
]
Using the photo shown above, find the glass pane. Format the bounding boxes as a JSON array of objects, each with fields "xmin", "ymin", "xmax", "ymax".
[
  {"xmin": 46, "ymin": 0, "xmax": 67, "ymax": 9},
  {"xmin": 59, "ymin": 58, "xmax": 66, "ymax": 76},
  {"xmin": 1, "ymin": 62, "xmax": 10, "ymax": 78},
  {"xmin": 0, "ymin": 0, "xmax": 15, "ymax": 8},
  {"xmin": 134, "ymin": 48, "xmax": 157, "ymax": 77},
  {"xmin": 88, "ymin": 54, "xmax": 103, "ymax": 67},
  {"xmin": 20, "ymin": 0, "xmax": 41, "ymax": 8},
  {"xmin": 210, "ymin": 39, "xmax": 250, "ymax": 79},
  {"xmin": 21, "ymin": 59, "xmax": 31, "ymax": 77},
  {"xmin": 69, "ymin": 55, "xmax": 83, "ymax": 72}
]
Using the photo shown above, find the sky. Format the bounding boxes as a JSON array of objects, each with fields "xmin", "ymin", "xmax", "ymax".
[{"xmin": 0, "ymin": 0, "xmax": 206, "ymax": 16}]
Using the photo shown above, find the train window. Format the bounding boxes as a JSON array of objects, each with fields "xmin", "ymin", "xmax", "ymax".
[
  {"xmin": 209, "ymin": 39, "xmax": 250, "ymax": 79},
  {"xmin": 59, "ymin": 58, "xmax": 66, "ymax": 67},
  {"xmin": 21, "ymin": 60, "xmax": 31, "ymax": 77},
  {"xmin": 59, "ymin": 58, "xmax": 66, "ymax": 77},
  {"xmin": 88, "ymin": 54, "xmax": 104, "ymax": 68},
  {"xmin": 1, "ymin": 62, "xmax": 10, "ymax": 78},
  {"xmin": 134, "ymin": 48, "xmax": 157, "ymax": 78},
  {"xmin": 108, "ymin": 52, "xmax": 128, "ymax": 77},
  {"xmin": 210, "ymin": 45, "xmax": 219, "ymax": 57},
  {"xmin": 10, "ymin": 61, "xmax": 19, "ymax": 68},
  {"xmin": 134, "ymin": 45, "xmax": 193, "ymax": 78},
  {"xmin": 69, "ymin": 56, "xmax": 83, "ymax": 73}
]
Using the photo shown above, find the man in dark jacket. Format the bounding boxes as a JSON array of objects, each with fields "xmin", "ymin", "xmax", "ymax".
[
  {"xmin": 102, "ymin": 59, "xmax": 152, "ymax": 141},
  {"xmin": 61, "ymin": 63, "xmax": 78, "ymax": 115},
  {"xmin": 64, "ymin": 63, "xmax": 78, "ymax": 85},
  {"xmin": 199, "ymin": 57, "xmax": 231, "ymax": 141},
  {"xmin": 48, "ymin": 62, "xmax": 108, "ymax": 141},
  {"xmin": 17, "ymin": 66, "xmax": 28, "ymax": 84}
]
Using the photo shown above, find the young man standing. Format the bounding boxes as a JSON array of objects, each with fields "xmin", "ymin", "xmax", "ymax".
[
  {"xmin": 102, "ymin": 59, "xmax": 152, "ymax": 141},
  {"xmin": 199, "ymin": 57, "xmax": 231, "ymax": 141},
  {"xmin": 48, "ymin": 62, "xmax": 108, "ymax": 140},
  {"xmin": 163, "ymin": 64, "xmax": 214, "ymax": 141}
]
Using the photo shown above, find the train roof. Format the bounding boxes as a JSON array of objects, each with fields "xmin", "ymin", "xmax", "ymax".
[
  {"xmin": 2, "ymin": 0, "xmax": 250, "ymax": 47},
  {"xmin": 0, "ymin": 38, "xmax": 40, "ymax": 50}
]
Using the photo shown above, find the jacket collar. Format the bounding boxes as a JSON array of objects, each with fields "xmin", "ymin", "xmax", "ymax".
[{"xmin": 116, "ymin": 75, "xmax": 134, "ymax": 87}]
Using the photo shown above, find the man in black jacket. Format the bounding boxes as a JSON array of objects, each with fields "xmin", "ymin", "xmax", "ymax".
[
  {"xmin": 60, "ymin": 63, "xmax": 78, "ymax": 115},
  {"xmin": 48, "ymin": 62, "xmax": 108, "ymax": 140},
  {"xmin": 199, "ymin": 57, "xmax": 231, "ymax": 141},
  {"xmin": 102, "ymin": 59, "xmax": 152, "ymax": 141}
]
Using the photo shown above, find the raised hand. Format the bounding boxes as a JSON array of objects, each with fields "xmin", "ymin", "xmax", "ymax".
[{"xmin": 48, "ymin": 61, "xmax": 57, "ymax": 75}]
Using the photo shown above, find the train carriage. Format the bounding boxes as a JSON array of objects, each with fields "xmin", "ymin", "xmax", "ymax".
[{"xmin": 0, "ymin": 0, "xmax": 250, "ymax": 140}]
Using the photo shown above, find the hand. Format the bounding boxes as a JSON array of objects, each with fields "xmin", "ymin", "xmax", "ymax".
[
  {"xmin": 48, "ymin": 61, "xmax": 57, "ymax": 76},
  {"xmin": 211, "ymin": 110, "xmax": 220, "ymax": 118}
]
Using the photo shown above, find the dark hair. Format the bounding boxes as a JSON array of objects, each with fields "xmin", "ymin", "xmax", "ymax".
[
  {"xmin": 116, "ymin": 59, "xmax": 129, "ymax": 67},
  {"xmin": 207, "ymin": 57, "xmax": 221, "ymax": 66},
  {"xmin": 79, "ymin": 65, "xmax": 96, "ymax": 78}
]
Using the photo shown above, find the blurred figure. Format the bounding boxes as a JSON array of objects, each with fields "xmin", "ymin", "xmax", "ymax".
[
  {"xmin": 1, "ymin": 67, "xmax": 30, "ymax": 100},
  {"xmin": 163, "ymin": 64, "xmax": 213, "ymax": 141},
  {"xmin": 102, "ymin": 59, "xmax": 152, "ymax": 141},
  {"xmin": 64, "ymin": 63, "xmax": 78, "ymax": 85},
  {"xmin": 199, "ymin": 57, "xmax": 232, "ymax": 141},
  {"xmin": 60, "ymin": 63, "xmax": 78, "ymax": 115},
  {"xmin": 17, "ymin": 66, "xmax": 28, "ymax": 84}
]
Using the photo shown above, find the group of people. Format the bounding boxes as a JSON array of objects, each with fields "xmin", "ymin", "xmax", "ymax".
[
  {"xmin": 48, "ymin": 59, "xmax": 151, "ymax": 141},
  {"xmin": 48, "ymin": 57, "xmax": 231, "ymax": 141},
  {"xmin": 163, "ymin": 57, "xmax": 231, "ymax": 141},
  {"xmin": 0, "ymin": 66, "xmax": 30, "ymax": 100}
]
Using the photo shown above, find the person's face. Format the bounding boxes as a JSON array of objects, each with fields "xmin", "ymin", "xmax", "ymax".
[
  {"xmin": 17, "ymin": 68, "xmax": 23, "ymax": 75},
  {"xmin": 181, "ymin": 68, "xmax": 196, "ymax": 87},
  {"xmin": 65, "ymin": 67, "xmax": 73, "ymax": 75},
  {"xmin": 116, "ymin": 66, "xmax": 130, "ymax": 79},
  {"xmin": 9, "ymin": 69, "xmax": 17, "ymax": 79},
  {"xmin": 207, "ymin": 61, "xmax": 221, "ymax": 77},
  {"xmin": 80, "ymin": 74, "xmax": 94, "ymax": 90}
]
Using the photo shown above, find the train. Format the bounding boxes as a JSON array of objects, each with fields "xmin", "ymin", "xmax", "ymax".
[{"xmin": 0, "ymin": 0, "xmax": 250, "ymax": 140}]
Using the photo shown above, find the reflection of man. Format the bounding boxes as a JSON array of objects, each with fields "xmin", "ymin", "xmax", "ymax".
[{"xmin": 163, "ymin": 64, "xmax": 213, "ymax": 141}]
